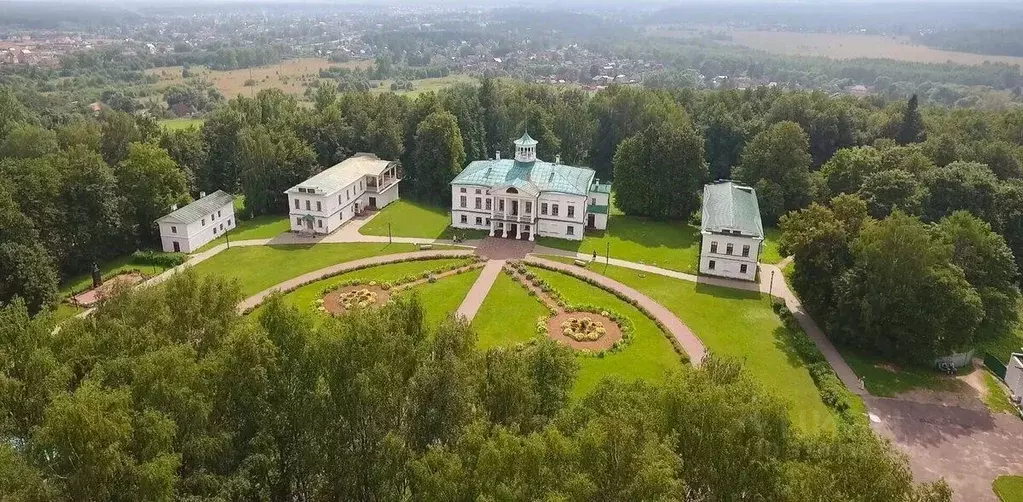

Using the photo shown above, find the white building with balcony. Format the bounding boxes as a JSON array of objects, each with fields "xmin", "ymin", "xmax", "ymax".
[
  {"xmin": 450, "ymin": 132, "xmax": 610, "ymax": 241},
  {"xmin": 284, "ymin": 153, "xmax": 401, "ymax": 234},
  {"xmin": 156, "ymin": 190, "xmax": 235, "ymax": 253},
  {"xmin": 699, "ymin": 181, "xmax": 764, "ymax": 281}
]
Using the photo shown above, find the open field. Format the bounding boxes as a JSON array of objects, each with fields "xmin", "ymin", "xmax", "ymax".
[
  {"xmin": 147, "ymin": 58, "xmax": 371, "ymax": 99},
  {"xmin": 472, "ymin": 273, "xmax": 550, "ymax": 350},
  {"xmin": 527, "ymin": 266, "xmax": 686, "ymax": 399},
  {"xmin": 994, "ymin": 475, "xmax": 1023, "ymax": 502},
  {"xmin": 159, "ymin": 117, "xmax": 204, "ymax": 130},
  {"xmin": 359, "ymin": 200, "xmax": 484, "ymax": 240},
  {"xmin": 147, "ymin": 58, "xmax": 476, "ymax": 101},
  {"xmin": 842, "ymin": 350, "xmax": 963, "ymax": 397},
  {"xmin": 197, "ymin": 214, "xmax": 290, "ymax": 252},
  {"xmin": 189, "ymin": 242, "xmax": 425, "ymax": 296},
  {"xmin": 685, "ymin": 28, "xmax": 1023, "ymax": 66},
  {"xmin": 538, "ymin": 215, "xmax": 784, "ymax": 273},
  {"xmin": 405, "ymin": 268, "xmax": 482, "ymax": 327},
  {"xmin": 552, "ymin": 259, "xmax": 836, "ymax": 432}
]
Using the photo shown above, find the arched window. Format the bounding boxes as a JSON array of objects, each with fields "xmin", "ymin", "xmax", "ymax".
[{"xmin": 507, "ymin": 187, "xmax": 519, "ymax": 194}]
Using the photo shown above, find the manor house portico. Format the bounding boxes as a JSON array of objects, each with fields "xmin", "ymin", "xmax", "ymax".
[{"xmin": 450, "ymin": 132, "xmax": 610, "ymax": 241}]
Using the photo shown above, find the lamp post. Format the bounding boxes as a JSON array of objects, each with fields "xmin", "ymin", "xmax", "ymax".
[
  {"xmin": 605, "ymin": 242, "xmax": 610, "ymax": 271},
  {"xmin": 388, "ymin": 222, "xmax": 392, "ymax": 244},
  {"xmin": 769, "ymin": 270, "xmax": 775, "ymax": 298},
  {"xmin": 225, "ymin": 229, "xmax": 231, "ymax": 250}
]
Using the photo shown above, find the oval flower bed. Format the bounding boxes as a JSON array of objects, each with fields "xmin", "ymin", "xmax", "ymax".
[
  {"xmin": 320, "ymin": 283, "xmax": 391, "ymax": 315},
  {"xmin": 545, "ymin": 310, "xmax": 623, "ymax": 351}
]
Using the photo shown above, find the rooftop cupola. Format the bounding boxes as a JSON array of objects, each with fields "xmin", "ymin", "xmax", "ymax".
[{"xmin": 514, "ymin": 130, "xmax": 538, "ymax": 163}]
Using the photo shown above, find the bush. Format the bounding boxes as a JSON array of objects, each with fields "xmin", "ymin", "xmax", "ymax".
[{"xmin": 131, "ymin": 250, "xmax": 187, "ymax": 268}]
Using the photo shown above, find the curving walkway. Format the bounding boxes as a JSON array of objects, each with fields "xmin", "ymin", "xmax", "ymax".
[
  {"xmin": 524, "ymin": 256, "xmax": 707, "ymax": 365},
  {"xmin": 236, "ymin": 250, "xmax": 474, "ymax": 313}
]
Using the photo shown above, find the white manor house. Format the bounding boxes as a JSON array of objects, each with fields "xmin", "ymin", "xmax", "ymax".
[
  {"xmin": 450, "ymin": 132, "xmax": 610, "ymax": 241},
  {"xmin": 285, "ymin": 153, "xmax": 401, "ymax": 235}
]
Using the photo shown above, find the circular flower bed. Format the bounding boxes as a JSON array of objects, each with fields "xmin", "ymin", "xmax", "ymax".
[
  {"xmin": 321, "ymin": 285, "xmax": 391, "ymax": 315},
  {"xmin": 561, "ymin": 316, "xmax": 607, "ymax": 342},
  {"xmin": 339, "ymin": 288, "xmax": 378, "ymax": 309}
]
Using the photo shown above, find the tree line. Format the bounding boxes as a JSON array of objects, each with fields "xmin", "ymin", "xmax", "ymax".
[{"xmin": 0, "ymin": 271, "xmax": 953, "ymax": 501}]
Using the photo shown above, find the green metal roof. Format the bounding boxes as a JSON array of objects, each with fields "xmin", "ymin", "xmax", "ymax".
[
  {"xmin": 158, "ymin": 190, "xmax": 234, "ymax": 224},
  {"xmin": 587, "ymin": 204, "xmax": 609, "ymax": 215},
  {"xmin": 451, "ymin": 159, "xmax": 595, "ymax": 196},
  {"xmin": 514, "ymin": 131, "xmax": 537, "ymax": 147},
  {"xmin": 700, "ymin": 181, "xmax": 764, "ymax": 238},
  {"xmin": 590, "ymin": 182, "xmax": 612, "ymax": 194}
]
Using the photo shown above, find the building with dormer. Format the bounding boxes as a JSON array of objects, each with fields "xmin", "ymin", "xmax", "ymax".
[{"xmin": 450, "ymin": 132, "xmax": 610, "ymax": 241}]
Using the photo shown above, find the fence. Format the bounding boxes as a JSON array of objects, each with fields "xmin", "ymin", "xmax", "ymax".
[
  {"xmin": 934, "ymin": 350, "xmax": 974, "ymax": 370},
  {"xmin": 984, "ymin": 352, "xmax": 1008, "ymax": 379}
]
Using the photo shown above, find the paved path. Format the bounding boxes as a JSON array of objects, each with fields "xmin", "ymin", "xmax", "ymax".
[
  {"xmin": 525, "ymin": 256, "xmax": 707, "ymax": 365},
  {"xmin": 236, "ymin": 250, "xmax": 474, "ymax": 313},
  {"xmin": 455, "ymin": 259, "xmax": 505, "ymax": 321}
]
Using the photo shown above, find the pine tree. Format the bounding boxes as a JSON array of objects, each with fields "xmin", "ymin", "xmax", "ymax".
[{"xmin": 896, "ymin": 94, "xmax": 925, "ymax": 145}]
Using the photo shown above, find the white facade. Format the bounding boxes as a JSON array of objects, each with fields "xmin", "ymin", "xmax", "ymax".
[
  {"xmin": 1006, "ymin": 354, "xmax": 1023, "ymax": 398},
  {"xmin": 285, "ymin": 153, "xmax": 400, "ymax": 235},
  {"xmin": 699, "ymin": 233, "xmax": 761, "ymax": 281},
  {"xmin": 698, "ymin": 181, "xmax": 765, "ymax": 282},
  {"xmin": 449, "ymin": 132, "xmax": 609, "ymax": 241},
  {"xmin": 157, "ymin": 191, "xmax": 236, "ymax": 253}
]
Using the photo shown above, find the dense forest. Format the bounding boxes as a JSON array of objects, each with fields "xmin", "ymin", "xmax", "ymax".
[
  {"xmin": 0, "ymin": 271, "xmax": 954, "ymax": 501},
  {"xmin": 914, "ymin": 28, "xmax": 1023, "ymax": 58}
]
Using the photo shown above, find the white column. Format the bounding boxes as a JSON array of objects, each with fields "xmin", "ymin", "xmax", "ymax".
[{"xmin": 489, "ymin": 218, "xmax": 495, "ymax": 237}]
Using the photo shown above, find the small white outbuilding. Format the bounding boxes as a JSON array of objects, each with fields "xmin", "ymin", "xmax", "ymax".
[
  {"xmin": 699, "ymin": 181, "xmax": 764, "ymax": 281},
  {"xmin": 156, "ymin": 190, "xmax": 235, "ymax": 253}
]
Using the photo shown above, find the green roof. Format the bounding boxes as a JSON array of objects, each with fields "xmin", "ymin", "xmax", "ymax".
[
  {"xmin": 158, "ymin": 190, "xmax": 234, "ymax": 224},
  {"xmin": 590, "ymin": 182, "xmax": 612, "ymax": 194},
  {"xmin": 700, "ymin": 181, "xmax": 764, "ymax": 238},
  {"xmin": 587, "ymin": 204, "xmax": 609, "ymax": 215},
  {"xmin": 451, "ymin": 159, "xmax": 595, "ymax": 196},
  {"xmin": 514, "ymin": 131, "xmax": 537, "ymax": 147}
]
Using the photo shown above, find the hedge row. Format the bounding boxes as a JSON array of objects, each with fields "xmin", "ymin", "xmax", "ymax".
[
  {"xmin": 131, "ymin": 250, "xmax": 188, "ymax": 268},
  {"xmin": 771, "ymin": 298, "xmax": 865, "ymax": 425}
]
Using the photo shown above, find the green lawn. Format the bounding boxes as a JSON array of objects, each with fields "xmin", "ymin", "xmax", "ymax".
[
  {"xmin": 196, "ymin": 214, "xmax": 290, "ymax": 252},
  {"xmin": 994, "ymin": 475, "xmax": 1023, "ymax": 502},
  {"xmin": 472, "ymin": 273, "xmax": 550, "ymax": 350},
  {"xmin": 842, "ymin": 351, "xmax": 962, "ymax": 397},
  {"xmin": 250, "ymin": 258, "xmax": 465, "ymax": 317},
  {"xmin": 527, "ymin": 266, "xmax": 685, "ymax": 399},
  {"xmin": 538, "ymin": 215, "xmax": 785, "ymax": 273},
  {"xmin": 984, "ymin": 370, "xmax": 1018, "ymax": 415},
  {"xmin": 979, "ymin": 326, "xmax": 1023, "ymax": 363},
  {"xmin": 552, "ymin": 260, "xmax": 835, "ymax": 433},
  {"xmin": 359, "ymin": 200, "xmax": 485, "ymax": 240},
  {"xmin": 399, "ymin": 268, "xmax": 482, "ymax": 327},
  {"xmin": 189, "ymin": 243, "xmax": 425, "ymax": 297},
  {"xmin": 159, "ymin": 117, "xmax": 204, "ymax": 131}
]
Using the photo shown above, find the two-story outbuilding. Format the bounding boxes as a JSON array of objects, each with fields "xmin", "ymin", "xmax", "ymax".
[
  {"xmin": 450, "ymin": 132, "xmax": 610, "ymax": 241},
  {"xmin": 156, "ymin": 190, "xmax": 236, "ymax": 253},
  {"xmin": 284, "ymin": 153, "xmax": 401, "ymax": 234},
  {"xmin": 699, "ymin": 181, "xmax": 764, "ymax": 281}
]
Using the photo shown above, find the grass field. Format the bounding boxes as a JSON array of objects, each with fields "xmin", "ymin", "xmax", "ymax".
[
  {"xmin": 538, "ymin": 215, "xmax": 785, "ymax": 273},
  {"xmin": 842, "ymin": 351, "xmax": 962, "ymax": 397},
  {"xmin": 189, "ymin": 242, "xmax": 424, "ymax": 297},
  {"xmin": 359, "ymin": 200, "xmax": 486, "ymax": 240},
  {"xmin": 649, "ymin": 26, "xmax": 1023, "ymax": 66},
  {"xmin": 369, "ymin": 74, "xmax": 477, "ymax": 98},
  {"xmin": 527, "ymin": 266, "xmax": 685, "ymax": 399},
  {"xmin": 196, "ymin": 214, "xmax": 291, "ymax": 252},
  {"xmin": 59, "ymin": 254, "xmax": 174, "ymax": 296},
  {"xmin": 979, "ymin": 325, "xmax": 1023, "ymax": 363},
  {"xmin": 984, "ymin": 370, "xmax": 1017, "ymax": 415},
  {"xmin": 994, "ymin": 475, "xmax": 1023, "ymax": 502},
  {"xmin": 251, "ymin": 258, "xmax": 465, "ymax": 316},
  {"xmin": 472, "ymin": 273, "xmax": 550, "ymax": 350},
  {"xmin": 159, "ymin": 117, "xmax": 204, "ymax": 131},
  {"xmin": 555, "ymin": 260, "xmax": 835, "ymax": 432},
  {"xmin": 402, "ymin": 268, "xmax": 482, "ymax": 327}
]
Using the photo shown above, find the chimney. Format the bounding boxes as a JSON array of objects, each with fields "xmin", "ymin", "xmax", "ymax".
[
  {"xmin": 555, "ymin": 154, "xmax": 561, "ymax": 164},
  {"xmin": 199, "ymin": 191, "xmax": 207, "ymax": 198},
  {"xmin": 495, "ymin": 150, "xmax": 501, "ymax": 160}
]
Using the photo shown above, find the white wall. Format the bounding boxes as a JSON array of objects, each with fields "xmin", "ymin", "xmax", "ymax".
[
  {"xmin": 288, "ymin": 176, "xmax": 401, "ymax": 235},
  {"xmin": 1007, "ymin": 356, "xmax": 1023, "ymax": 397},
  {"xmin": 159, "ymin": 201, "xmax": 236, "ymax": 253},
  {"xmin": 699, "ymin": 232, "xmax": 761, "ymax": 281}
]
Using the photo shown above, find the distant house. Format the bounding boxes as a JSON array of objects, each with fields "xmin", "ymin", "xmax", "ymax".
[
  {"xmin": 699, "ymin": 181, "xmax": 764, "ymax": 281},
  {"xmin": 285, "ymin": 153, "xmax": 401, "ymax": 234},
  {"xmin": 1006, "ymin": 353, "xmax": 1023, "ymax": 399},
  {"xmin": 156, "ymin": 190, "xmax": 235, "ymax": 253}
]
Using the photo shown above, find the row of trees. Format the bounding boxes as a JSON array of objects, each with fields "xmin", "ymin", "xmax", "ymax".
[{"xmin": 0, "ymin": 271, "xmax": 953, "ymax": 500}]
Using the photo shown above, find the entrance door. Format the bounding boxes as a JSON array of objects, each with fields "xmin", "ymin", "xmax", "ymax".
[
  {"xmin": 306, "ymin": 219, "xmax": 313, "ymax": 230},
  {"xmin": 588, "ymin": 213, "xmax": 595, "ymax": 228},
  {"xmin": 369, "ymin": 197, "xmax": 377, "ymax": 208},
  {"xmin": 511, "ymin": 200, "xmax": 519, "ymax": 216},
  {"xmin": 172, "ymin": 241, "xmax": 180, "ymax": 252},
  {"xmin": 507, "ymin": 223, "xmax": 517, "ymax": 238}
]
